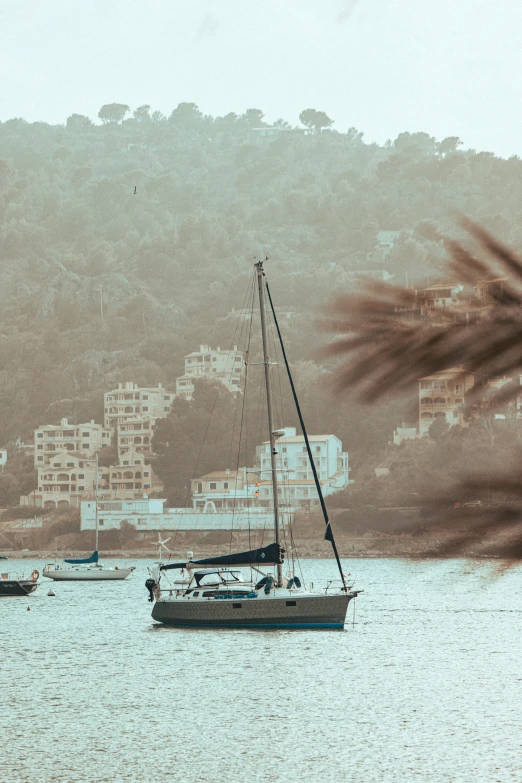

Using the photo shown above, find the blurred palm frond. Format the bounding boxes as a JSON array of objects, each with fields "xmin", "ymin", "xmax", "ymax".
[{"xmin": 323, "ymin": 220, "xmax": 522, "ymax": 561}]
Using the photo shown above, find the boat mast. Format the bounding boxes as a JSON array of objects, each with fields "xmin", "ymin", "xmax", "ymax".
[
  {"xmin": 255, "ymin": 260, "xmax": 283, "ymax": 587},
  {"xmin": 95, "ymin": 452, "xmax": 99, "ymax": 553}
]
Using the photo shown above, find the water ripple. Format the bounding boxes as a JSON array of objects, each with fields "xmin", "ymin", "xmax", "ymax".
[{"xmin": 1, "ymin": 557, "xmax": 520, "ymax": 783}]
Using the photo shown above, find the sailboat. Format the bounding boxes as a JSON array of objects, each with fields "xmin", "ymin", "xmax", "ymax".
[
  {"xmin": 145, "ymin": 259, "xmax": 361, "ymax": 628},
  {"xmin": 42, "ymin": 454, "xmax": 135, "ymax": 582}
]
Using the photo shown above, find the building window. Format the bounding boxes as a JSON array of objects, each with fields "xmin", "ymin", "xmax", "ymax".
[
  {"xmin": 143, "ymin": 406, "xmax": 148, "ymax": 411},
  {"xmin": 37, "ymin": 432, "xmax": 43, "ymax": 438},
  {"xmin": 37, "ymin": 456, "xmax": 43, "ymax": 461},
  {"xmin": 210, "ymin": 482, "xmax": 217, "ymax": 490},
  {"xmin": 78, "ymin": 473, "xmax": 85, "ymax": 479},
  {"xmin": 224, "ymin": 482, "xmax": 229, "ymax": 489},
  {"xmin": 79, "ymin": 486, "xmax": 84, "ymax": 490},
  {"xmin": 143, "ymin": 395, "xmax": 148, "ymax": 400},
  {"xmin": 420, "ymin": 381, "xmax": 433, "ymax": 390},
  {"xmin": 99, "ymin": 520, "xmax": 104, "ymax": 526}
]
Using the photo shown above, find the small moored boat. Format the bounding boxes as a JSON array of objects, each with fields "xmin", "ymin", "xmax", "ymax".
[
  {"xmin": 0, "ymin": 568, "xmax": 39, "ymax": 596},
  {"xmin": 43, "ymin": 551, "xmax": 135, "ymax": 581}
]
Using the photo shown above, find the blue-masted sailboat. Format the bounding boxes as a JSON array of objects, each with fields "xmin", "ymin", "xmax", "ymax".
[
  {"xmin": 145, "ymin": 259, "xmax": 361, "ymax": 628},
  {"xmin": 43, "ymin": 456, "xmax": 135, "ymax": 582}
]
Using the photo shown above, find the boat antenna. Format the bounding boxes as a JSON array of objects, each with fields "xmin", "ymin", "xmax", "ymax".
[
  {"xmin": 255, "ymin": 258, "xmax": 283, "ymax": 587},
  {"xmin": 265, "ymin": 280, "xmax": 348, "ymax": 592}
]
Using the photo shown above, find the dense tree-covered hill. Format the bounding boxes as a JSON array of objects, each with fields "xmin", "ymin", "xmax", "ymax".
[{"xmin": 1, "ymin": 103, "xmax": 521, "ymax": 483}]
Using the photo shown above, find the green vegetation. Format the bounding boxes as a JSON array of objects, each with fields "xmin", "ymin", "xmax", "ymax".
[{"xmin": 1, "ymin": 103, "xmax": 521, "ymax": 505}]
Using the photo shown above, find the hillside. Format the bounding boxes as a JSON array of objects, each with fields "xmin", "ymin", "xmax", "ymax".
[{"xmin": 1, "ymin": 104, "xmax": 521, "ymax": 481}]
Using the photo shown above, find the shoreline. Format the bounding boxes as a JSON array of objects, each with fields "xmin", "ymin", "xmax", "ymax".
[{"xmin": 1, "ymin": 549, "xmax": 503, "ymax": 561}]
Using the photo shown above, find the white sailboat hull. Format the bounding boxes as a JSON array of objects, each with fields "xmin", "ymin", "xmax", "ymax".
[{"xmin": 43, "ymin": 567, "xmax": 134, "ymax": 581}]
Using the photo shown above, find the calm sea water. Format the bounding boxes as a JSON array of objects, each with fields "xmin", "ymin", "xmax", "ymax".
[{"xmin": 1, "ymin": 557, "xmax": 520, "ymax": 783}]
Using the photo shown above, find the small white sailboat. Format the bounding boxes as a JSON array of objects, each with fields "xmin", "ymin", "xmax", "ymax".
[{"xmin": 43, "ymin": 454, "xmax": 135, "ymax": 582}]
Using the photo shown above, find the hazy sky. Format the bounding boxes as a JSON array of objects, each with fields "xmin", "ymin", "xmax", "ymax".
[{"xmin": 1, "ymin": 0, "xmax": 521, "ymax": 156}]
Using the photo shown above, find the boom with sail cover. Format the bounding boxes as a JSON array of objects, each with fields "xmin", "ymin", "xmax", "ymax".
[
  {"xmin": 159, "ymin": 543, "xmax": 284, "ymax": 572},
  {"xmin": 64, "ymin": 551, "xmax": 99, "ymax": 565}
]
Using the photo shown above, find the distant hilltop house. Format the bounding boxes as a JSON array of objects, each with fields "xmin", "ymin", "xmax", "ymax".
[
  {"xmin": 392, "ymin": 426, "xmax": 418, "ymax": 446},
  {"xmin": 421, "ymin": 284, "xmax": 464, "ymax": 309},
  {"xmin": 377, "ymin": 230, "xmax": 401, "ymax": 260},
  {"xmin": 192, "ymin": 427, "xmax": 350, "ymax": 513},
  {"xmin": 176, "ymin": 344, "xmax": 245, "ymax": 401},
  {"xmin": 475, "ymin": 277, "xmax": 508, "ymax": 304},
  {"xmin": 251, "ymin": 127, "xmax": 307, "ymax": 140},
  {"xmin": 0, "ymin": 448, "xmax": 6, "ymax": 470},
  {"xmin": 419, "ymin": 369, "xmax": 475, "ymax": 437}
]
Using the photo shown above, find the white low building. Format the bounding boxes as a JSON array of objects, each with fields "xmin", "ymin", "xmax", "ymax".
[{"xmin": 80, "ymin": 497, "xmax": 289, "ymax": 532}]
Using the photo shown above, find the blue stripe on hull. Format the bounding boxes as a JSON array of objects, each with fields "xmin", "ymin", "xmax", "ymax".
[{"xmin": 153, "ymin": 620, "xmax": 344, "ymax": 629}]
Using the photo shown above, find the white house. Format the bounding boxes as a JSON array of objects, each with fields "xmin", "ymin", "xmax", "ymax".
[
  {"xmin": 34, "ymin": 419, "xmax": 111, "ymax": 468},
  {"xmin": 176, "ymin": 345, "xmax": 245, "ymax": 401},
  {"xmin": 192, "ymin": 427, "xmax": 350, "ymax": 513}
]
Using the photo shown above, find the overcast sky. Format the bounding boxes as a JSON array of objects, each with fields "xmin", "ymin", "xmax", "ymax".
[{"xmin": 1, "ymin": 0, "xmax": 521, "ymax": 156}]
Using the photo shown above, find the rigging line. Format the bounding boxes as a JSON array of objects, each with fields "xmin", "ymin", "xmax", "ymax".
[
  {"xmin": 226, "ymin": 270, "xmax": 255, "ymax": 471},
  {"xmin": 265, "ymin": 280, "xmax": 348, "ymax": 592},
  {"xmin": 213, "ymin": 272, "xmax": 255, "ymax": 555},
  {"xmin": 212, "ymin": 276, "xmax": 253, "ymax": 485},
  {"xmin": 168, "ymin": 274, "xmax": 256, "ymax": 557},
  {"xmin": 243, "ymin": 279, "xmax": 256, "ymax": 556},
  {"xmin": 228, "ymin": 273, "xmax": 256, "ymax": 553}
]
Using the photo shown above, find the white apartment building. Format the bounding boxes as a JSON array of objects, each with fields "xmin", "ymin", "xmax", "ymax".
[
  {"xmin": 104, "ymin": 382, "xmax": 175, "ymax": 459},
  {"xmin": 191, "ymin": 427, "xmax": 350, "ymax": 512},
  {"xmin": 22, "ymin": 451, "xmax": 101, "ymax": 509},
  {"xmin": 419, "ymin": 369, "xmax": 475, "ymax": 436},
  {"xmin": 34, "ymin": 419, "xmax": 111, "ymax": 467},
  {"xmin": 80, "ymin": 497, "xmax": 282, "ymax": 532},
  {"xmin": 176, "ymin": 345, "xmax": 245, "ymax": 401},
  {"xmin": 104, "ymin": 382, "xmax": 175, "ymax": 429},
  {"xmin": 21, "ymin": 446, "xmax": 161, "ymax": 509},
  {"xmin": 106, "ymin": 446, "xmax": 162, "ymax": 498}
]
